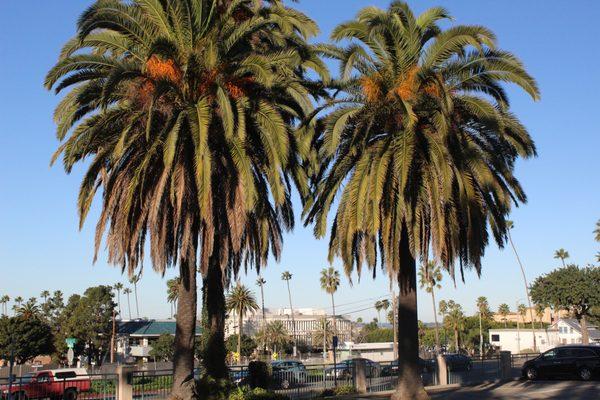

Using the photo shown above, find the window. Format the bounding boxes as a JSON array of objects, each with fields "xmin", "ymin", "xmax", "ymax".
[
  {"xmin": 575, "ymin": 349, "xmax": 595, "ymax": 358},
  {"xmin": 542, "ymin": 350, "xmax": 556, "ymax": 360},
  {"xmin": 36, "ymin": 373, "xmax": 51, "ymax": 383},
  {"xmin": 557, "ymin": 348, "xmax": 573, "ymax": 358},
  {"xmin": 491, "ymin": 334, "xmax": 500, "ymax": 342},
  {"xmin": 55, "ymin": 371, "xmax": 77, "ymax": 380}
]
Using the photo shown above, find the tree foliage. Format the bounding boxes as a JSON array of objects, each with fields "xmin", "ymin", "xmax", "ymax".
[
  {"xmin": 0, "ymin": 315, "xmax": 54, "ymax": 364},
  {"xmin": 225, "ymin": 334, "xmax": 257, "ymax": 357},
  {"xmin": 150, "ymin": 334, "xmax": 175, "ymax": 361}
]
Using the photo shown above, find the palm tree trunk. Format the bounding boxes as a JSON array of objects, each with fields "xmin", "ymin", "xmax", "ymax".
[
  {"xmin": 134, "ymin": 282, "xmax": 140, "ymax": 318},
  {"xmin": 508, "ymin": 231, "xmax": 537, "ymax": 351},
  {"xmin": 479, "ymin": 312, "xmax": 483, "ymax": 358},
  {"xmin": 260, "ymin": 284, "xmax": 266, "ymax": 352},
  {"xmin": 117, "ymin": 290, "xmax": 122, "ymax": 317},
  {"xmin": 580, "ymin": 315, "xmax": 590, "ymax": 344},
  {"xmin": 127, "ymin": 294, "xmax": 132, "ymax": 320},
  {"xmin": 392, "ymin": 290, "xmax": 398, "ymax": 360},
  {"xmin": 172, "ymin": 252, "xmax": 197, "ymax": 399},
  {"xmin": 391, "ymin": 226, "xmax": 429, "ymax": 400},
  {"xmin": 286, "ymin": 281, "xmax": 297, "ymax": 356},
  {"xmin": 201, "ymin": 255, "xmax": 228, "ymax": 379},
  {"xmin": 331, "ymin": 293, "xmax": 337, "ymax": 334},
  {"xmin": 238, "ymin": 308, "xmax": 243, "ymax": 360},
  {"xmin": 431, "ymin": 290, "xmax": 440, "ymax": 354}
]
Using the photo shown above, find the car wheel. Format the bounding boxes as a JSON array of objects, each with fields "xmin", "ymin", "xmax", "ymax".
[
  {"xmin": 578, "ymin": 367, "xmax": 592, "ymax": 381},
  {"xmin": 63, "ymin": 389, "xmax": 78, "ymax": 400},
  {"xmin": 525, "ymin": 367, "xmax": 538, "ymax": 381},
  {"xmin": 280, "ymin": 379, "xmax": 291, "ymax": 390}
]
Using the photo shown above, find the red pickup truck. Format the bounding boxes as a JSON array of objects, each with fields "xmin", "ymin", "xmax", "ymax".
[{"xmin": 1, "ymin": 369, "xmax": 91, "ymax": 400}]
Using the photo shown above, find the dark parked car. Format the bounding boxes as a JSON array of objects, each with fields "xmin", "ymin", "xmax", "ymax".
[
  {"xmin": 380, "ymin": 358, "xmax": 436, "ymax": 376},
  {"xmin": 522, "ymin": 346, "xmax": 600, "ymax": 381},
  {"xmin": 324, "ymin": 358, "xmax": 380, "ymax": 379},
  {"xmin": 271, "ymin": 360, "xmax": 307, "ymax": 389},
  {"xmin": 444, "ymin": 354, "xmax": 473, "ymax": 371}
]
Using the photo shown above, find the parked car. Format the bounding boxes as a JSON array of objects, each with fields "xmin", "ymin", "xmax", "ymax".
[
  {"xmin": 444, "ymin": 354, "xmax": 473, "ymax": 371},
  {"xmin": 522, "ymin": 346, "xmax": 600, "ymax": 381},
  {"xmin": 324, "ymin": 358, "xmax": 380, "ymax": 379},
  {"xmin": 1, "ymin": 369, "xmax": 90, "ymax": 400},
  {"xmin": 380, "ymin": 358, "xmax": 436, "ymax": 376},
  {"xmin": 270, "ymin": 360, "xmax": 307, "ymax": 389}
]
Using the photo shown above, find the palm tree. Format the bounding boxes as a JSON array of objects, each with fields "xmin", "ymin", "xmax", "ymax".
[
  {"xmin": 123, "ymin": 288, "xmax": 133, "ymax": 320},
  {"xmin": 534, "ymin": 304, "xmax": 545, "ymax": 324},
  {"xmin": 418, "ymin": 262, "xmax": 443, "ymax": 353},
  {"xmin": 476, "ymin": 297, "xmax": 490, "ymax": 358},
  {"xmin": 312, "ymin": 317, "xmax": 334, "ymax": 352},
  {"xmin": 14, "ymin": 296, "xmax": 23, "ymax": 307},
  {"xmin": 114, "ymin": 283, "xmax": 123, "ymax": 316},
  {"xmin": 281, "ymin": 271, "xmax": 297, "ymax": 355},
  {"xmin": 320, "ymin": 267, "xmax": 340, "ymax": 333},
  {"xmin": 46, "ymin": 0, "xmax": 327, "ymax": 391},
  {"xmin": 304, "ymin": 3, "xmax": 538, "ymax": 398},
  {"xmin": 256, "ymin": 277, "xmax": 267, "ymax": 339},
  {"xmin": 518, "ymin": 303, "xmax": 527, "ymax": 323},
  {"xmin": 167, "ymin": 277, "xmax": 180, "ymax": 317},
  {"xmin": 498, "ymin": 304, "xmax": 511, "ymax": 328},
  {"xmin": 226, "ymin": 283, "xmax": 259, "ymax": 359},
  {"xmin": 40, "ymin": 291, "xmax": 50, "ymax": 304},
  {"xmin": 266, "ymin": 321, "xmax": 290, "ymax": 354},
  {"xmin": 506, "ymin": 221, "xmax": 538, "ymax": 350},
  {"xmin": 444, "ymin": 301, "xmax": 465, "ymax": 352},
  {"xmin": 553, "ymin": 249, "xmax": 570, "ymax": 267},
  {"xmin": 438, "ymin": 300, "xmax": 448, "ymax": 347},
  {"xmin": 594, "ymin": 220, "xmax": 600, "ymax": 242},
  {"xmin": 16, "ymin": 298, "xmax": 40, "ymax": 319},
  {"xmin": 129, "ymin": 274, "xmax": 141, "ymax": 318},
  {"xmin": 0, "ymin": 295, "xmax": 9, "ymax": 316}
]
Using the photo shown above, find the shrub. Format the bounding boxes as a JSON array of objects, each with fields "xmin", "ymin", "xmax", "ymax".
[
  {"xmin": 197, "ymin": 376, "xmax": 234, "ymax": 400},
  {"xmin": 228, "ymin": 387, "xmax": 288, "ymax": 400},
  {"xmin": 319, "ymin": 385, "xmax": 356, "ymax": 398},
  {"xmin": 247, "ymin": 361, "xmax": 271, "ymax": 389}
]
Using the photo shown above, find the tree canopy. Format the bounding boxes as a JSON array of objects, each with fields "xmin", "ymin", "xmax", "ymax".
[{"xmin": 0, "ymin": 315, "xmax": 54, "ymax": 364}]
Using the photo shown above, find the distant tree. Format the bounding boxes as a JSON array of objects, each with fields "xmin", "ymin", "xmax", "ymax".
[
  {"xmin": 531, "ymin": 265, "xmax": 600, "ymax": 344},
  {"xmin": 225, "ymin": 335, "xmax": 257, "ymax": 357},
  {"xmin": 281, "ymin": 272, "xmax": 297, "ymax": 353},
  {"xmin": 374, "ymin": 301, "xmax": 385, "ymax": 322},
  {"xmin": 320, "ymin": 267, "xmax": 340, "ymax": 333},
  {"xmin": 226, "ymin": 284, "xmax": 259, "ymax": 358},
  {"xmin": 13, "ymin": 297, "xmax": 23, "ymax": 312},
  {"xmin": 553, "ymin": 249, "xmax": 570, "ymax": 267},
  {"xmin": 15, "ymin": 298, "xmax": 40, "ymax": 319},
  {"xmin": 258, "ymin": 321, "xmax": 290, "ymax": 354},
  {"xmin": 149, "ymin": 334, "xmax": 175, "ymax": 361},
  {"xmin": 0, "ymin": 315, "xmax": 54, "ymax": 364},
  {"xmin": 129, "ymin": 275, "xmax": 141, "ymax": 318},
  {"xmin": 166, "ymin": 277, "xmax": 180, "ymax": 318},
  {"xmin": 256, "ymin": 277, "xmax": 267, "ymax": 347},
  {"xmin": 534, "ymin": 304, "xmax": 545, "ymax": 324},
  {"xmin": 476, "ymin": 297, "xmax": 490, "ymax": 357},
  {"xmin": 594, "ymin": 220, "xmax": 600, "ymax": 242},
  {"xmin": 40, "ymin": 291, "xmax": 50, "ymax": 304},
  {"xmin": 419, "ymin": 262, "xmax": 443, "ymax": 353},
  {"xmin": 356, "ymin": 317, "xmax": 363, "ymax": 324},
  {"xmin": 498, "ymin": 304, "xmax": 511, "ymax": 328},
  {"xmin": 517, "ymin": 303, "xmax": 527, "ymax": 323},
  {"xmin": 444, "ymin": 301, "xmax": 465, "ymax": 352},
  {"xmin": 123, "ymin": 288, "xmax": 132, "ymax": 320},
  {"xmin": 113, "ymin": 283, "xmax": 123, "ymax": 317},
  {"xmin": 312, "ymin": 318, "xmax": 334, "ymax": 350},
  {"xmin": 438, "ymin": 300, "xmax": 449, "ymax": 347},
  {"xmin": 0, "ymin": 296, "xmax": 9, "ymax": 316}
]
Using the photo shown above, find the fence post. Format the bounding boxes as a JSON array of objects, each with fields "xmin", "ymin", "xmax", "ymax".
[
  {"xmin": 354, "ymin": 359, "xmax": 367, "ymax": 394},
  {"xmin": 499, "ymin": 351, "xmax": 512, "ymax": 380},
  {"xmin": 436, "ymin": 354, "xmax": 448, "ymax": 386},
  {"xmin": 117, "ymin": 365, "xmax": 135, "ymax": 400}
]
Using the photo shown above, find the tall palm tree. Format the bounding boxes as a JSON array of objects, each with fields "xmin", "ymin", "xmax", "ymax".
[
  {"xmin": 40, "ymin": 291, "xmax": 50, "ymax": 304},
  {"xmin": 553, "ymin": 249, "xmax": 570, "ymax": 267},
  {"xmin": 594, "ymin": 220, "xmax": 600, "ymax": 242},
  {"xmin": 264, "ymin": 320, "xmax": 290, "ymax": 354},
  {"xmin": 498, "ymin": 304, "xmax": 510, "ymax": 328},
  {"xmin": 476, "ymin": 296, "xmax": 490, "ymax": 358},
  {"xmin": 226, "ymin": 283, "xmax": 259, "ymax": 359},
  {"xmin": 0, "ymin": 295, "xmax": 9, "ymax": 316},
  {"xmin": 438, "ymin": 300, "xmax": 448, "ymax": 347},
  {"xmin": 167, "ymin": 277, "xmax": 180, "ymax": 317},
  {"xmin": 374, "ymin": 301, "xmax": 383, "ymax": 322},
  {"xmin": 304, "ymin": 2, "xmax": 537, "ymax": 398},
  {"xmin": 256, "ymin": 276, "xmax": 267, "ymax": 347},
  {"xmin": 319, "ymin": 267, "xmax": 340, "ymax": 333},
  {"xmin": 14, "ymin": 296, "xmax": 23, "ymax": 307},
  {"xmin": 123, "ymin": 288, "xmax": 133, "ymax": 320},
  {"xmin": 16, "ymin": 298, "xmax": 40, "ymax": 319},
  {"xmin": 113, "ymin": 283, "xmax": 124, "ymax": 316},
  {"xmin": 281, "ymin": 271, "xmax": 297, "ymax": 355},
  {"xmin": 312, "ymin": 317, "xmax": 334, "ymax": 352},
  {"xmin": 506, "ymin": 221, "xmax": 538, "ymax": 350},
  {"xmin": 418, "ymin": 262, "xmax": 443, "ymax": 353},
  {"xmin": 129, "ymin": 274, "xmax": 141, "ymax": 318},
  {"xmin": 444, "ymin": 301, "xmax": 465, "ymax": 352},
  {"xmin": 46, "ymin": 0, "xmax": 326, "ymax": 391}
]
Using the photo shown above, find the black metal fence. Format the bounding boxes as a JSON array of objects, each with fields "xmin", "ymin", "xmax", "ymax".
[{"xmin": 0, "ymin": 373, "xmax": 118, "ymax": 400}]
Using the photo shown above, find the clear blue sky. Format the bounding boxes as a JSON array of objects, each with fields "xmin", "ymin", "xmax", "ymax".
[{"xmin": 1, "ymin": 1, "xmax": 599, "ymax": 323}]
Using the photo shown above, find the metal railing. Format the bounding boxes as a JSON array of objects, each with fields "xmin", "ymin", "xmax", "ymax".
[
  {"xmin": 131, "ymin": 370, "xmax": 172, "ymax": 400},
  {"xmin": 0, "ymin": 373, "xmax": 118, "ymax": 400}
]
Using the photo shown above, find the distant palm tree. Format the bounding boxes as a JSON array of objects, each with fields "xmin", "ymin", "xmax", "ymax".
[
  {"xmin": 256, "ymin": 277, "xmax": 267, "ymax": 347},
  {"xmin": 16, "ymin": 298, "xmax": 40, "ymax": 319},
  {"xmin": 167, "ymin": 277, "xmax": 180, "ymax": 318},
  {"xmin": 518, "ymin": 303, "xmax": 527, "ymax": 323},
  {"xmin": 498, "ymin": 304, "xmax": 511, "ymax": 328},
  {"xmin": 0, "ymin": 295, "xmax": 9, "ymax": 316},
  {"xmin": 374, "ymin": 301, "xmax": 384, "ymax": 322},
  {"xmin": 476, "ymin": 297, "xmax": 490, "ymax": 357},
  {"xmin": 553, "ymin": 249, "xmax": 570, "ymax": 267},
  {"xmin": 444, "ymin": 301, "xmax": 465, "ymax": 352},
  {"xmin": 419, "ymin": 262, "xmax": 443, "ymax": 353},
  {"xmin": 534, "ymin": 304, "xmax": 545, "ymax": 325},
  {"xmin": 312, "ymin": 318, "xmax": 334, "ymax": 351},
  {"xmin": 281, "ymin": 271, "xmax": 297, "ymax": 354},
  {"xmin": 40, "ymin": 291, "xmax": 50, "ymax": 304},
  {"xmin": 594, "ymin": 220, "xmax": 600, "ymax": 242},
  {"xmin": 319, "ymin": 267, "xmax": 340, "ymax": 333},
  {"xmin": 114, "ymin": 283, "xmax": 123, "ymax": 316},
  {"xmin": 14, "ymin": 296, "xmax": 23, "ymax": 307},
  {"xmin": 438, "ymin": 300, "xmax": 448, "ymax": 347},
  {"xmin": 226, "ymin": 283, "xmax": 259, "ymax": 359},
  {"xmin": 266, "ymin": 321, "xmax": 290, "ymax": 354},
  {"xmin": 506, "ymin": 221, "xmax": 537, "ymax": 350},
  {"xmin": 129, "ymin": 275, "xmax": 141, "ymax": 318},
  {"xmin": 123, "ymin": 288, "xmax": 132, "ymax": 320}
]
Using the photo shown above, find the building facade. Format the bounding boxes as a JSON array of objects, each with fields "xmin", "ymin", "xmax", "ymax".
[
  {"xmin": 225, "ymin": 308, "xmax": 354, "ymax": 346},
  {"xmin": 492, "ymin": 306, "xmax": 569, "ymax": 325}
]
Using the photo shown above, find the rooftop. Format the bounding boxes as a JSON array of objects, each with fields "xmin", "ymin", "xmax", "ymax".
[{"xmin": 118, "ymin": 319, "xmax": 201, "ymax": 337}]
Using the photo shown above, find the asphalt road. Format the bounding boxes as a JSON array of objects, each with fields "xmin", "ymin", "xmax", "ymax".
[{"xmin": 429, "ymin": 380, "xmax": 600, "ymax": 400}]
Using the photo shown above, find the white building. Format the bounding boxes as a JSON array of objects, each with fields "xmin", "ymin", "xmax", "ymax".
[
  {"xmin": 338, "ymin": 342, "xmax": 394, "ymax": 362},
  {"xmin": 225, "ymin": 307, "xmax": 354, "ymax": 346},
  {"xmin": 489, "ymin": 318, "xmax": 600, "ymax": 354}
]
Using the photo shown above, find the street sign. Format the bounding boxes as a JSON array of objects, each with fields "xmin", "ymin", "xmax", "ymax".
[
  {"xmin": 67, "ymin": 348, "xmax": 74, "ymax": 367},
  {"xmin": 332, "ymin": 335, "xmax": 339, "ymax": 349},
  {"xmin": 65, "ymin": 338, "xmax": 78, "ymax": 349}
]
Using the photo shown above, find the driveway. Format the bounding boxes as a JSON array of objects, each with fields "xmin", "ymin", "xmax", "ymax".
[{"xmin": 428, "ymin": 380, "xmax": 600, "ymax": 400}]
